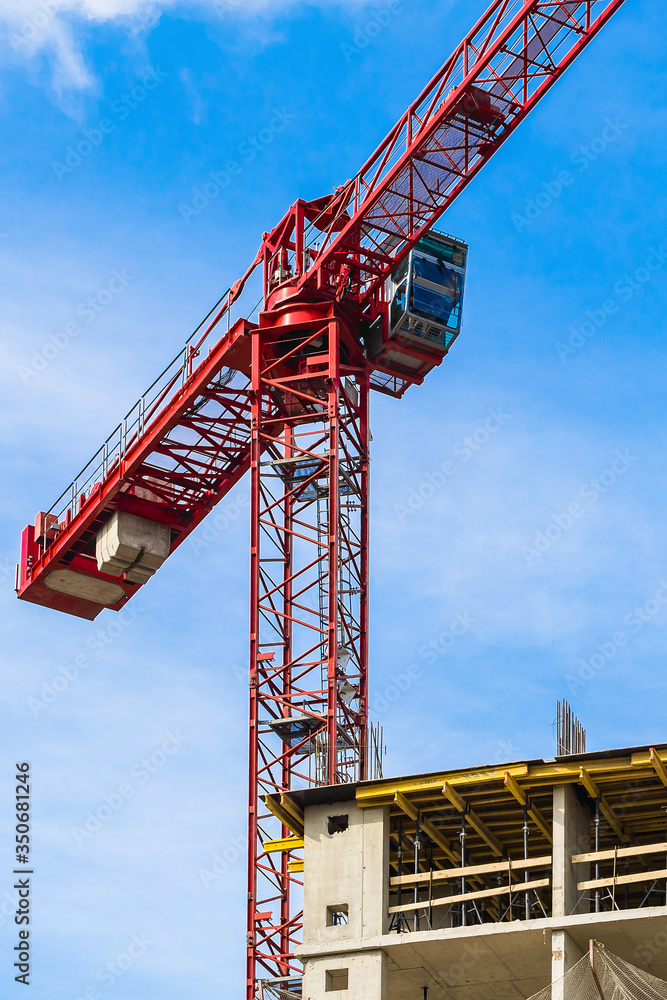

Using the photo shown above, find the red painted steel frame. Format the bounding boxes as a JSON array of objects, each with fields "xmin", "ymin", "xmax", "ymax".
[
  {"xmin": 244, "ymin": 3, "xmax": 627, "ymax": 994},
  {"xmin": 249, "ymin": 1, "xmax": 628, "ymax": 397},
  {"xmin": 247, "ymin": 299, "xmax": 369, "ymax": 996},
  {"xmin": 17, "ymin": 316, "xmax": 256, "ymax": 619},
  {"xmin": 297, "ymin": 0, "xmax": 629, "ymax": 302}
]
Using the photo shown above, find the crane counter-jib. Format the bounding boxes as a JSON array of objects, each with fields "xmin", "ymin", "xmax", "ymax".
[
  {"xmin": 16, "ymin": 222, "xmax": 471, "ymax": 621},
  {"xmin": 17, "ymin": 315, "xmax": 258, "ymax": 620}
]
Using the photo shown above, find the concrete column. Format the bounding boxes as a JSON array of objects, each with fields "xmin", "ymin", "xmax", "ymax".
[
  {"xmin": 300, "ymin": 799, "xmax": 389, "ymax": 999},
  {"xmin": 551, "ymin": 929, "xmax": 584, "ymax": 1000},
  {"xmin": 552, "ymin": 784, "xmax": 591, "ymax": 917},
  {"xmin": 303, "ymin": 950, "xmax": 387, "ymax": 1000},
  {"xmin": 302, "ymin": 799, "xmax": 389, "ymax": 946}
]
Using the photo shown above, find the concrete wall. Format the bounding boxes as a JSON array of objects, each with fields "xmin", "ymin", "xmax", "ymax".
[
  {"xmin": 301, "ymin": 798, "xmax": 389, "ymax": 998},
  {"xmin": 302, "ymin": 799, "xmax": 389, "ymax": 945},
  {"xmin": 297, "ymin": 784, "xmax": 667, "ymax": 1000}
]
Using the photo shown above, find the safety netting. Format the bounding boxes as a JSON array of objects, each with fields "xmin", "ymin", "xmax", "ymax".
[
  {"xmin": 258, "ymin": 986, "xmax": 305, "ymax": 1000},
  {"xmin": 527, "ymin": 944, "xmax": 667, "ymax": 1000},
  {"xmin": 257, "ymin": 944, "xmax": 667, "ymax": 1000}
]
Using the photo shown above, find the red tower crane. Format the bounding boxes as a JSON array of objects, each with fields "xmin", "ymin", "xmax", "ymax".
[{"xmin": 16, "ymin": 2, "xmax": 627, "ymax": 997}]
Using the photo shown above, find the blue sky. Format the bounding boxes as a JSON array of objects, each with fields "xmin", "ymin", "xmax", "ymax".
[{"xmin": 1, "ymin": 0, "xmax": 666, "ymax": 997}]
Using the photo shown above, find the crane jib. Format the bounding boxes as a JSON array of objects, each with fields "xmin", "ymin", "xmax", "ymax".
[{"xmin": 294, "ymin": 0, "xmax": 627, "ymax": 303}]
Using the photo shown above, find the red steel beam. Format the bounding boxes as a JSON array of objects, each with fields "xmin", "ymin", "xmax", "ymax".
[
  {"xmin": 276, "ymin": 1, "xmax": 627, "ymax": 301},
  {"xmin": 17, "ymin": 2, "xmax": 628, "ymax": 618}
]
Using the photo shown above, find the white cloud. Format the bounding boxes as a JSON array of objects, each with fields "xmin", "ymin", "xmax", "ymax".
[{"xmin": 0, "ymin": 0, "xmax": 372, "ymax": 95}]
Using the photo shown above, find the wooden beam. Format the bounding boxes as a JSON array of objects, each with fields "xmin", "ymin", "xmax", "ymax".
[
  {"xmin": 444, "ymin": 764, "xmax": 530, "ymax": 787},
  {"xmin": 394, "ymin": 791, "xmax": 459, "ymax": 865},
  {"xmin": 358, "ymin": 754, "xmax": 664, "ymax": 810},
  {"xmin": 573, "ymin": 842, "xmax": 667, "ymax": 864},
  {"xmin": 579, "ymin": 768, "xmax": 629, "ymax": 843},
  {"xmin": 280, "ymin": 794, "xmax": 305, "ymax": 829},
  {"xmin": 443, "ymin": 782, "xmax": 504, "ymax": 857},
  {"xmin": 578, "ymin": 869, "xmax": 667, "ymax": 892},
  {"xmin": 264, "ymin": 794, "xmax": 304, "ymax": 838},
  {"xmin": 631, "ymin": 747, "xmax": 667, "ymax": 767},
  {"xmin": 392, "ymin": 793, "xmax": 498, "ymax": 912},
  {"xmin": 391, "ymin": 854, "xmax": 552, "ymax": 887},
  {"xmin": 650, "ymin": 748, "xmax": 667, "ymax": 787},
  {"xmin": 355, "ymin": 764, "xmax": 529, "ymax": 806},
  {"xmin": 579, "ymin": 767, "xmax": 600, "ymax": 800},
  {"xmin": 504, "ymin": 772, "xmax": 553, "ymax": 844},
  {"xmin": 388, "ymin": 878, "xmax": 550, "ymax": 914}
]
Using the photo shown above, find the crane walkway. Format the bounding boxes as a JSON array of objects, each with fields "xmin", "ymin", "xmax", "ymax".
[{"xmin": 18, "ymin": 308, "xmax": 256, "ymax": 619}]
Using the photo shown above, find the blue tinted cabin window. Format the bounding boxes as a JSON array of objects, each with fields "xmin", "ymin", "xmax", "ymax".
[
  {"xmin": 410, "ymin": 256, "xmax": 463, "ymax": 331},
  {"xmin": 390, "ymin": 282, "xmax": 407, "ymax": 331}
]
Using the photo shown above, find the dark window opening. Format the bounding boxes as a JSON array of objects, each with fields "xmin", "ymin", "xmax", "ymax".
[{"xmin": 327, "ymin": 814, "xmax": 349, "ymax": 835}]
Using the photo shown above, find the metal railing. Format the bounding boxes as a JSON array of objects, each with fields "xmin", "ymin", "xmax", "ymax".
[{"xmin": 46, "ymin": 286, "xmax": 263, "ymax": 527}]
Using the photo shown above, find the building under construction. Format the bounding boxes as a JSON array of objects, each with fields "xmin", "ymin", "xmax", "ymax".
[{"xmin": 267, "ymin": 741, "xmax": 667, "ymax": 999}]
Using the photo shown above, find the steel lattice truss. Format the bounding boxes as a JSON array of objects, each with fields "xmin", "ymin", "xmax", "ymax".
[
  {"xmin": 17, "ymin": 319, "xmax": 255, "ymax": 618},
  {"xmin": 298, "ymin": 0, "xmax": 627, "ymax": 299},
  {"xmin": 248, "ymin": 316, "xmax": 369, "ymax": 990},
  {"xmin": 17, "ymin": 0, "xmax": 626, "ymax": 618}
]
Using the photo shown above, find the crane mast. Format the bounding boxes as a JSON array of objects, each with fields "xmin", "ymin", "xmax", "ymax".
[
  {"xmin": 247, "ymin": 297, "xmax": 370, "ymax": 993},
  {"xmin": 15, "ymin": 3, "xmax": 627, "ymax": 998}
]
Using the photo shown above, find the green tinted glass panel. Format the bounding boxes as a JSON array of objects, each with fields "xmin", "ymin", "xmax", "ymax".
[{"xmin": 417, "ymin": 233, "xmax": 467, "ymax": 268}]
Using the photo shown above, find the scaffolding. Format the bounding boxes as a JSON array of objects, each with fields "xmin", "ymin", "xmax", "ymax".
[{"xmin": 330, "ymin": 744, "xmax": 667, "ymax": 932}]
